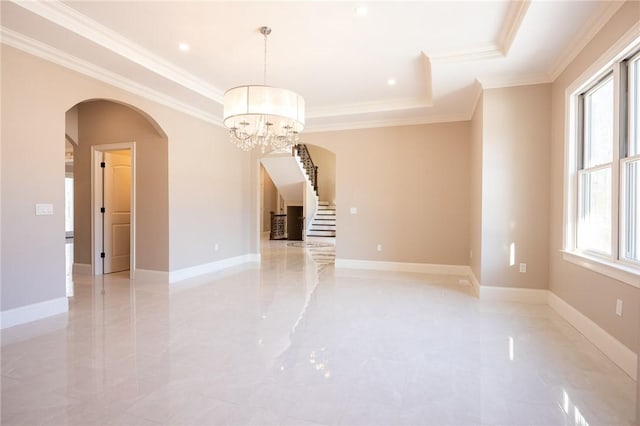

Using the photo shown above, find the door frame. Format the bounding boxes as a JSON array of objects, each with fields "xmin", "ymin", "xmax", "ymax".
[{"xmin": 91, "ymin": 142, "xmax": 136, "ymax": 278}]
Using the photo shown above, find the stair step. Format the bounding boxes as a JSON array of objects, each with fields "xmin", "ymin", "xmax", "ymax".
[
  {"xmin": 307, "ymin": 230, "xmax": 336, "ymax": 237},
  {"xmin": 310, "ymin": 202, "xmax": 336, "ymax": 238}
]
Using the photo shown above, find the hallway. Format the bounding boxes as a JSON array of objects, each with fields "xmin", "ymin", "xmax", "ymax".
[{"xmin": 1, "ymin": 239, "xmax": 636, "ymax": 425}]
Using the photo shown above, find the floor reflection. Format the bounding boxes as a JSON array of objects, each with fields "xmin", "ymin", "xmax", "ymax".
[{"xmin": 1, "ymin": 236, "xmax": 636, "ymax": 426}]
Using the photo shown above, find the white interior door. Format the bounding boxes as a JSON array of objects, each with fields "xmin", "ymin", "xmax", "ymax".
[{"xmin": 103, "ymin": 150, "xmax": 131, "ymax": 274}]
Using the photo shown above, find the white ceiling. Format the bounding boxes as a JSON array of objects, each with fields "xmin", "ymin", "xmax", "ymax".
[{"xmin": 0, "ymin": 1, "xmax": 621, "ymax": 132}]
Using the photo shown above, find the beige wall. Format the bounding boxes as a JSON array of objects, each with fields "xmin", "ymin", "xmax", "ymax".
[
  {"xmin": 165, "ymin": 111, "xmax": 250, "ymax": 271},
  {"xmin": 73, "ymin": 100, "xmax": 169, "ymax": 271},
  {"xmin": 469, "ymin": 93, "xmax": 483, "ymax": 283},
  {"xmin": 302, "ymin": 122, "xmax": 470, "ymax": 265},
  {"xmin": 480, "ymin": 84, "xmax": 551, "ymax": 289},
  {"xmin": 549, "ymin": 1, "xmax": 639, "ymax": 354},
  {"xmin": 2, "ymin": 47, "xmax": 66, "ymax": 310},
  {"xmin": 1, "ymin": 45, "xmax": 251, "ymax": 312},
  {"xmin": 305, "ymin": 144, "xmax": 336, "ymax": 204}
]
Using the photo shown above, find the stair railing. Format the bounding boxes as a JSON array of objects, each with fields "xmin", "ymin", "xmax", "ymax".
[{"xmin": 294, "ymin": 144, "xmax": 318, "ymax": 195}]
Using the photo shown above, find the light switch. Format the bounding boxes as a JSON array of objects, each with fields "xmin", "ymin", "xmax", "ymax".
[
  {"xmin": 35, "ymin": 203, "xmax": 53, "ymax": 216},
  {"xmin": 350, "ymin": 207, "xmax": 358, "ymax": 215}
]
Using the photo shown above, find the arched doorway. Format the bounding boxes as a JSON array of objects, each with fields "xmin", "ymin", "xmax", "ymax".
[
  {"xmin": 65, "ymin": 99, "xmax": 169, "ymax": 279},
  {"xmin": 257, "ymin": 143, "xmax": 336, "ymax": 247}
]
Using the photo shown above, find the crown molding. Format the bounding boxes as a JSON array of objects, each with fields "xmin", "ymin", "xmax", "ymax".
[
  {"xmin": 427, "ymin": 43, "xmax": 503, "ymax": 63},
  {"xmin": 548, "ymin": 1, "xmax": 626, "ymax": 81},
  {"xmin": 427, "ymin": 0, "xmax": 530, "ymax": 63},
  {"xmin": 469, "ymin": 80, "xmax": 484, "ymax": 118},
  {"xmin": 307, "ymin": 97, "xmax": 432, "ymax": 119},
  {"xmin": 422, "ymin": 52, "xmax": 433, "ymax": 105},
  {"xmin": 478, "ymin": 72, "xmax": 551, "ymax": 90},
  {"xmin": 1, "ymin": 27, "xmax": 222, "ymax": 127},
  {"xmin": 498, "ymin": 0, "xmax": 531, "ymax": 56},
  {"xmin": 10, "ymin": 0, "xmax": 224, "ymax": 103},
  {"xmin": 305, "ymin": 112, "xmax": 469, "ymax": 134}
]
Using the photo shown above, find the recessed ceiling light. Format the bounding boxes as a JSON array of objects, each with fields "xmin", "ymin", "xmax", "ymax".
[
  {"xmin": 387, "ymin": 78, "xmax": 396, "ymax": 86},
  {"xmin": 354, "ymin": 5, "xmax": 368, "ymax": 17},
  {"xmin": 179, "ymin": 42, "xmax": 190, "ymax": 52}
]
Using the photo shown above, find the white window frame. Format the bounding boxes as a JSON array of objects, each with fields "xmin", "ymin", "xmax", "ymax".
[
  {"xmin": 577, "ymin": 72, "xmax": 616, "ymax": 257},
  {"xmin": 563, "ymin": 30, "xmax": 640, "ymax": 289}
]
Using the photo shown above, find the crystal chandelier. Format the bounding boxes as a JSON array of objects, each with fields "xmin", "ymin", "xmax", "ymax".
[{"xmin": 223, "ymin": 26, "xmax": 305, "ymax": 152}]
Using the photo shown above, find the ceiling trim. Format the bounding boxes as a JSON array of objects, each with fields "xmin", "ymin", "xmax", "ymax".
[
  {"xmin": 427, "ymin": 0, "xmax": 530, "ymax": 63},
  {"xmin": 422, "ymin": 53, "xmax": 433, "ymax": 105},
  {"xmin": 468, "ymin": 80, "xmax": 484, "ymax": 119},
  {"xmin": 427, "ymin": 43, "xmax": 503, "ymax": 63},
  {"xmin": 478, "ymin": 72, "xmax": 550, "ymax": 90},
  {"xmin": 305, "ymin": 112, "xmax": 469, "ymax": 134},
  {"xmin": 10, "ymin": 0, "xmax": 225, "ymax": 103},
  {"xmin": 497, "ymin": 0, "xmax": 531, "ymax": 56},
  {"xmin": 1, "ymin": 27, "xmax": 222, "ymax": 126},
  {"xmin": 548, "ymin": 1, "xmax": 626, "ymax": 82},
  {"xmin": 307, "ymin": 97, "xmax": 432, "ymax": 119}
]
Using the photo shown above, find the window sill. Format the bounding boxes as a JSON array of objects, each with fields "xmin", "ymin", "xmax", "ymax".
[{"xmin": 561, "ymin": 250, "xmax": 640, "ymax": 288}]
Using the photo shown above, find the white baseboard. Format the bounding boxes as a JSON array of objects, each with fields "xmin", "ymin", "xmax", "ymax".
[
  {"xmin": 72, "ymin": 263, "xmax": 91, "ymax": 275},
  {"xmin": 548, "ymin": 292, "xmax": 637, "ymax": 380},
  {"xmin": 169, "ymin": 254, "xmax": 261, "ymax": 284},
  {"xmin": 467, "ymin": 268, "xmax": 481, "ymax": 297},
  {"xmin": 466, "ymin": 268, "xmax": 549, "ymax": 303},
  {"xmin": 335, "ymin": 258, "xmax": 469, "ymax": 275},
  {"xmin": 1, "ymin": 297, "xmax": 69, "ymax": 329}
]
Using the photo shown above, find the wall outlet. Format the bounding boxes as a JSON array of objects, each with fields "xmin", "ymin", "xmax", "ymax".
[
  {"xmin": 519, "ymin": 263, "xmax": 527, "ymax": 273},
  {"xmin": 377, "ymin": 244, "xmax": 382, "ymax": 252},
  {"xmin": 350, "ymin": 207, "xmax": 358, "ymax": 215},
  {"xmin": 615, "ymin": 299, "xmax": 623, "ymax": 317},
  {"xmin": 35, "ymin": 203, "xmax": 53, "ymax": 216},
  {"xmin": 214, "ymin": 243, "xmax": 219, "ymax": 251}
]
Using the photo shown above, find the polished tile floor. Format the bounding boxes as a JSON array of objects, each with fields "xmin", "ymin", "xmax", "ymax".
[{"xmin": 2, "ymin": 239, "xmax": 637, "ymax": 425}]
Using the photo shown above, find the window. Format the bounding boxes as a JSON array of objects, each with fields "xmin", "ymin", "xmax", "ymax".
[
  {"xmin": 621, "ymin": 51, "xmax": 640, "ymax": 262},
  {"xmin": 578, "ymin": 75, "xmax": 614, "ymax": 255},
  {"xmin": 565, "ymin": 41, "xmax": 640, "ymax": 287}
]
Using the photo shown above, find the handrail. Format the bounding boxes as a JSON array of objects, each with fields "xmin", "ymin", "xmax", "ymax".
[{"xmin": 294, "ymin": 144, "xmax": 318, "ymax": 195}]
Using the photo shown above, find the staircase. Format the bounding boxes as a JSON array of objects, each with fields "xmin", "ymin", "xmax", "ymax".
[{"xmin": 307, "ymin": 201, "xmax": 336, "ymax": 237}]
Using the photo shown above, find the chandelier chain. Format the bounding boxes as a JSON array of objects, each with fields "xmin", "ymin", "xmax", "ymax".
[{"xmin": 262, "ymin": 26, "xmax": 270, "ymax": 85}]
